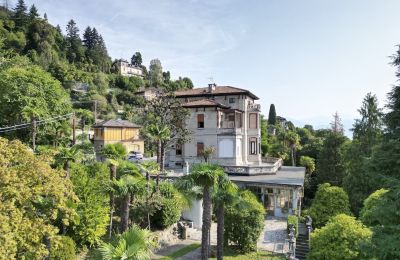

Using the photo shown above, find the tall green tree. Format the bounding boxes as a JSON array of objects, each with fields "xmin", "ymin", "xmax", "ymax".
[
  {"xmin": 316, "ymin": 131, "xmax": 347, "ymax": 186},
  {"xmin": 68, "ymin": 162, "xmax": 110, "ymax": 246},
  {"xmin": 131, "ymin": 51, "xmax": 142, "ymax": 66},
  {"xmin": 267, "ymin": 104, "xmax": 277, "ymax": 125},
  {"xmin": 28, "ymin": 4, "xmax": 39, "ymax": 20},
  {"xmin": 213, "ymin": 174, "xmax": 237, "ymax": 260},
  {"xmin": 13, "ymin": 0, "xmax": 27, "ymax": 29},
  {"xmin": 149, "ymin": 58, "xmax": 163, "ymax": 87},
  {"xmin": 343, "ymin": 93, "xmax": 383, "ymax": 214},
  {"xmin": 65, "ymin": 19, "xmax": 84, "ymax": 63}
]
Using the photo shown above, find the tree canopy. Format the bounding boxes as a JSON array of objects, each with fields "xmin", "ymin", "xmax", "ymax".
[{"xmin": 0, "ymin": 138, "xmax": 77, "ymax": 258}]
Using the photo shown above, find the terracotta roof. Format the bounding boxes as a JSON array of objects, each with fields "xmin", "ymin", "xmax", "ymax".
[
  {"xmin": 175, "ymin": 86, "xmax": 259, "ymax": 100},
  {"xmin": 182, "ymin": 99, "xmax": 230, "ymax": 108},
  {"xmin": 93, "ymin": 119, "xmax": 141, "ymax": 128}
]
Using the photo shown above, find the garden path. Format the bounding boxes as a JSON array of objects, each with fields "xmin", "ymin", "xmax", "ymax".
[{"xmin": 258, "ymin": 216, "xmax": 288, "ymax": 254}]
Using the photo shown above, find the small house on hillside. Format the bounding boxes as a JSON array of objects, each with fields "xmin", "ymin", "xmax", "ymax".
[{"xmin": 93, "ymin": 119, "xmax": 144, "ymax": 160}]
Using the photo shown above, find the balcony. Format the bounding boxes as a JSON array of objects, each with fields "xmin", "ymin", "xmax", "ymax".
[
  {"xmin": 222, "ymin": 157, "xmax": 283, "ymax": 176},
  {"xmin": 248, "ymin": 103, "xmax": 261, "ymax": 111}
]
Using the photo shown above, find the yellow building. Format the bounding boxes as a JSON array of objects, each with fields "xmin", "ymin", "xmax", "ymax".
[{"xmin": 93, "ymin": 119, "xmax": 144, "ymax": 160}]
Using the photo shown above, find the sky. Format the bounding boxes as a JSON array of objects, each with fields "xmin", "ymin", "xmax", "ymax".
[{"xmin": 21, "ymin": 0, "xmax": 400, "ymax": 133}]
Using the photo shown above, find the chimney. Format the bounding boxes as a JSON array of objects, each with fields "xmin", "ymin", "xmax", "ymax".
[{"xmin": 208, "ymin": 83, "xmax": 216, "ymax": 93}]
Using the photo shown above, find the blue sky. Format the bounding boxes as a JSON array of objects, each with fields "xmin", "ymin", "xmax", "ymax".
[{"xmin": 23, "ymin": 0, "xmax": 400, "ymax": 132}]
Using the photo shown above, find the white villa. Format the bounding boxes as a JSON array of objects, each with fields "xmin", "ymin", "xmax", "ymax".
[
  {"xmin": 114, "ymin": 59, "xmax": 144, "ymax": 78},
  {"xmin": 165, "ymin": 84, "xmax": 305, "ymax": 220}
]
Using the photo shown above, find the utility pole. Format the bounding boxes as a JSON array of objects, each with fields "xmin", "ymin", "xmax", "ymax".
[
  {"xmin": 94, "ymin": 100, "xmax": 97, "ymax": 123},
  {"xmin": 72, "ymin": 115, "xmax": 76, "ymax": 145},
  {"xmin": 31, "ymin": 117, "xmax": 37, "ymax": 152}
]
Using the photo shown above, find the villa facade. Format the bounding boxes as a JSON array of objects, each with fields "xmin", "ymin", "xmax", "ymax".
[
  {"xmin": 165, "ymin": 84, "xmax": 305, "ymax": 218},
  {"xmin": 166, "ymin": 84, "xmax": 262, "ymax": 167},
  {"xmin": 114, "ymin": 59, "xmax": 144, "ymax": 78}
]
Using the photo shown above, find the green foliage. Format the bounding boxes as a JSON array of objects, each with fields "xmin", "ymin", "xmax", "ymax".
[
  {"xmin": 0, "ymin": 61, "xmax": 72, "ymax": 144},
  {"xmin": 309, "ymin": 214, "xmax": 372, "ymax": 260},
  {"xmin": 151, "ymin": 182, "xmax": 187, "ymax": 229},
  {"xmin": 267, "ymin": 104, "xmax": 277, "ymax": 125},
  {"xmin": 316, "ymin": 132, "xmax": 348, "ymax": 186},
  {"xmin": 287, "ymin": 215, "xmax": 298, "ymax": 237},
  {"xmin": 224, "ymin": 190, "xmax": 265, "ymax": 253},
  {"xmin": 98, "ymin": 225, "xmax": 157, "ymax": 260},
  {"xmin": 260, "ymin": 115, "xmax": 268, "ymax": 156},
  {"xmin": 308, "ymin": 183, "xmax": 351, "ymax": 228},
  {"xmin": 0, "ymin": 138, "xmax": 77, "ymax": 259},
  {"xmin": 149, "ymin": 59, "xmax": 163, "ymax": 87},
  {"xmin": 360, "ymin": 187, "xmax": 400, "ymax": 259},
  {"xmin": 50, "ymin": 236, "xmax": 76, "ymax": 260},
  {"xmin": 100, "ymin": 143, "xmax": 127, "ymax": 161},
  {"xmin": 343, "ymin": 93, "xmax": 383, "ymax": 215},
  {"xmin": 68, "ymin": 162, "xmax": 110, "ymax": 246}
]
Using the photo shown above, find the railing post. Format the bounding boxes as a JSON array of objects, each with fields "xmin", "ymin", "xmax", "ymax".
[{"xmin": 305, "ymin": 215, "xmax": 313, "ymax": 248}]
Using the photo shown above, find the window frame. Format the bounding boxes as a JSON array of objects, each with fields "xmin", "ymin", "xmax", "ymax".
[{"xmin": 197, "ymin": 114, "xmax": 205, "ymax": 129}]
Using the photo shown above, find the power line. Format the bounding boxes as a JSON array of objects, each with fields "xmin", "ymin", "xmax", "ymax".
[{"xmin": 0, "ymin": 113, "xmax": 74, "ymax": 133}]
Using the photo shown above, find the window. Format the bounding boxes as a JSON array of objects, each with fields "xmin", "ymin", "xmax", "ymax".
[
  {"xmin": 176, "ymin": 144, "xmax": 182, "ymax": 155},
  {"xmin": 249, "ymin": 113, "xmax": 258, "ymax": 129},
  {"xmin": 229, "ymin": 97, "xmax": 235, "ymax": 103},
  {"xmin": 218, "ymin": 139, "xmax": 234, "ymax": 158},
  {"xmin": 197, "ymin": 114, "xmax": 204, "ymax": 128},
  {"xmin": 197, "ymin": 142, "xmax": 204, "ymax": 156},
  {"xmin": 249, "ymin": 137, "xmax": 257, "ymax": 155}
]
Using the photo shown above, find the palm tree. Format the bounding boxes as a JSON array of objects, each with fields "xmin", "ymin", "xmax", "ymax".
[
  {"xmin": 55, "ymin": 145, "xmax": 82, "ymax": 178},
  {"xmin": 139, "ymin": 161, "xmax": 161, "ymax": 229},
  {"xmin": 99, "ymin": 225, "xmax": 157, "ymax": 260},
  {"xmin": 145, "ymin": 124, "xmax": 170, "ymax": 174},
  {"xmin": 110, "ymin": 174, "xmax": 145, "ymax": 233},
  {"xmin": 213, "ymin": 174, "xmax": 237, "ymax": 260},
  {"xmin": 176, "ymin": 163, "xmax": 225, "ymax": 260},
  {"xmin": 101, "ymin": 143, "xmax": 127, "ymax": 238}
]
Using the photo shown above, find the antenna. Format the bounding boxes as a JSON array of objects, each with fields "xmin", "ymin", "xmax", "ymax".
[{"xmin": 207, "ymin": 77, "xmax": 214, "ymax": 85}]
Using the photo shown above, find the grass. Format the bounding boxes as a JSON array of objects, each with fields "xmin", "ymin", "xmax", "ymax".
[
  {"xmin": 159, "ymin": 243, "xmax": 201, "ymax": 260},
  {"xmin": 209, "ymin": 247, "xmax": 285, "ymax": 260}
]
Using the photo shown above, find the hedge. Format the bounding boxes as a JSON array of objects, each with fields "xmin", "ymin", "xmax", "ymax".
[{"xmin": 224, "ymin": 190, "xmax": 265, "ymax": 253}]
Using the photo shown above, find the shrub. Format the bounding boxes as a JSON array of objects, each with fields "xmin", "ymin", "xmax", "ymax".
[
  {"xmin": 151, "ymin": 182, "xmax": 187, "ymax": 229},
  {"xmin": 308, "ymin": 214, "xmax": 372, "ymax": 260},
  {"xmin": 50, "ymin": 236, "xmax": 76, "ymax": 260},
  {"xmin": 308, "ymin": 183, "xmax": 351, "ymax": 228},
  {"xmin": 287, "ymin": 215, "xmax": 298, "ymax": 237},
  {"xmin": 224, "ymin": 190, "xmax": 265, "ymax": 253}
]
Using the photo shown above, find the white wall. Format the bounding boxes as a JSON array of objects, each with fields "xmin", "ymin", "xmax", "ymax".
[{"xmin": 182, "ymin": 199, "xmax": 203, "ymax": 230}]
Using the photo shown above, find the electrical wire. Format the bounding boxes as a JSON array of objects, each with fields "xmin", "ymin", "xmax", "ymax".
[{"xmin": 0, "ymin": 113, "xmax": 74, "ymax": 133}]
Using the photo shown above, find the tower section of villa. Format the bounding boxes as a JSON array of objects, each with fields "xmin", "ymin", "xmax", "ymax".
[{"xmin": 166, "ymin": 84, "xmax": 262, "ymax": 168}]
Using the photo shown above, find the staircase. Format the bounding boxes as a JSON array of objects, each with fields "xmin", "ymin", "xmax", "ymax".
[{"xmin": 295, "ymin": 223, "xmax": 310, "ymax": 259}]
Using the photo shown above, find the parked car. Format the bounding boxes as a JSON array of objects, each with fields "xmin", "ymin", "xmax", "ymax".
[{"xmin": 127, "ymin": 151, "xmax": 143, "ymax": 162}]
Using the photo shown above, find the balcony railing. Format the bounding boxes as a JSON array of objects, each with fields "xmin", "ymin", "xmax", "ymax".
[
  {"xmin": 222, "ymin": 157, "xmax": 283, "ymax": 175},
  {"xmin": 248, "ymin": 103, "xmax": 261, "ymax": 111}
]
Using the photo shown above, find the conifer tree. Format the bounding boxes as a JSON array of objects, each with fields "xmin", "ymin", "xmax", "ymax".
[
  {"xmin": 28, "ymin": 4, "xmax": 39, "ymax": 19},
  {"xmin": 268, "ymin": 104, "xmax": 277, "ymax": 125},
  {"xmin": 13, "ymin": 0, "xmax": 27, "ymax": 28}
]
